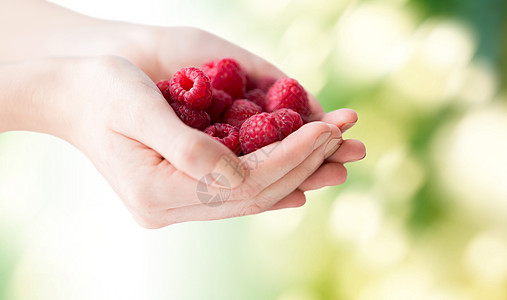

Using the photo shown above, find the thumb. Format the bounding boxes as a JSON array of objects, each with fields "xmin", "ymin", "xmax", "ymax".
[
  {"xmin": 133, "ymin": 98, "xmax": 247, "ymax": 188},
  {"xmin": 166, "ymin": 119, "xmax": 247, "ymax": 188}
]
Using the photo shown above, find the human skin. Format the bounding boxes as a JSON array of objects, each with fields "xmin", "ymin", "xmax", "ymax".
[{"xmin": 0, "ymin": 0, "xmax": 366, "ymax": 228}]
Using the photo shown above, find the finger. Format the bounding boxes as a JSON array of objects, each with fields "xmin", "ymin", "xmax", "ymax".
[
  {"xmin": 122, "ymin": 124, "xmax": 340, "ymax": 211},
  {"xmin": 156, "ymin": 134, "xmax": 337, "ymax": 226},
  {"xmin": 318, "ymin": 109, "xmax": 360, "ymax": 160},
  {"xmin": 163, "ymin": 123, "xmax": 247, "ymax": 188},
  {"xmin": 319, "ymin": 108, "xmax": 358, "ymax": 133},
  {"xmin": 141, "ymin": 127, "xmax": 344, "ymax": 210},
  {"xmin": 159, "ymin": 124, "xmax": 341, "ymax": 224},
  {"xmin": 157, "ymin": 180, "xmax": 306, "ymax": 228},
  {"xmin": 307, "ymin": 93, "xmax": 326, "ymax": 121},
  {"xmin": 327, "ymin": 139, "xmax": 366, "ymax": 164},
  {"xmin": 268, "ymin": 190, "xmax": 307, "ymax": 211},
  {"xmin": 298, "ymin": 162, "xmax": 347, "ymax": 191},
  {"xmin": 242, "ymin": 121, "xmax": 339, "ymax": 195},
  {"xmin": 249, "ymin": 125, "xmax": 341, "ymax": 209}
]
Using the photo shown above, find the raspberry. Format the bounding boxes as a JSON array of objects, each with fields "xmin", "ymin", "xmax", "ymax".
[
  {"xmin": 202, "ymin": 58, "xmax": 246, "ymax": 99},
  {"xmin": 239, "ymin": 113, "xmax": 281, "ymax": 154},
  {"xmin": 156, "ymin": 80, "xmax": 173, "ymax": 102},
  {"xmin": 245, "ymin": 74, "xmax": 257, "ymax": 91},
  {"xmin": 206, "ymin": 89, "xmax": 233, "ymax": 124},
  {"xmin": 170, "ymin": 102, "xmax": 210, "ymax": 130},
  {"xmin": 222, "ymin": 99, "xmax": 262, "ymax": 129},
  {"xmin": 170, "ymin": 67, "xmax": 212, "ymax": 110},
  {"xmin": 254, "ymin": 76, "xmax": 277, "ymax": 93},
  {"xmin": 204, "ymin": 123, "xmax": 240, "ymax": 154},
  {"xmin": 245, "ymin": 89, "xmax": 266, "ymax": 111},
  {"xmin": 271, "ymin": 108, "xmax": 303, "ymax": 138},
  {"xmin": 266, "ymin": 78, "xmax": 311, "ymax": 118}
]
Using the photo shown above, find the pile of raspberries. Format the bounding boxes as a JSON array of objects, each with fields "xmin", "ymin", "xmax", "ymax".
[{"xmin": 156, "ymin": 58, "xmax": 311, "ymax": 155}]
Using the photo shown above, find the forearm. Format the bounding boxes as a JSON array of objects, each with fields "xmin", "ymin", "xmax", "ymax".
[
  {"xmin": 0, "ymin": 59, "xmax": 75, "ymax": 136},
  {"xmin": 0, "ymin": 0, "xmax": 155, "ymax": 65}
]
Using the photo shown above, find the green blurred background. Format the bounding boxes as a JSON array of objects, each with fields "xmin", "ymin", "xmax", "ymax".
[{"xmin": 1, "ymin": 0, "xmax": 507, "ymax": 299}]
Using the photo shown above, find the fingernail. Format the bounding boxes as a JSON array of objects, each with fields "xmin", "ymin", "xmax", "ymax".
[
  {"xmin": 211, "ymin": 154, "xmax": 247, "ymax": 188},
  {"xmin": 313, "ymin": 132, "xmax": 331, "ymax": 150},
  {"xmin": 341, "ymin": 122, "xmax": 356, "ymax": 132},
  {"xmin": 324, "ymin": 137, "xmax": 342, "ymax": 158},
  {"xmin": 344, "ymin": 151, "xmax": 367, "ymax": 163}
]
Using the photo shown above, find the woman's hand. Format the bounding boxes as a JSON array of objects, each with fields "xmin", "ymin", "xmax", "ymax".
[
  {"xmin": 131, "ymin": 27, "xmax": 367, "ymax": 210},
  {"xmin": 80, "ymin": 26, "xmax": 366, "ymax": 224},
  {"xmin": 0, "ymin": 0, "xmax": 365, "ymax": 227}
]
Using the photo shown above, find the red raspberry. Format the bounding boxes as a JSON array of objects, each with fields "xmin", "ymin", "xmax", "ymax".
[
  {"xmin": 156, "ymin": 80, "xmax": 173, "ymax": 102},
  {"xmin": 206, "ymin": 89, "xmax": 233, "ymax": 124},
  {"xmin": 170, "ymin": 102, "xmax": 210, "ymax": 130},
  {"xmin": 239, "ymin": 112, "xmax": 281, "ymax": 154},
  {"xmin": 245, "ymin": 74, "xmax": 257, "ymax": 91},
  {"xmin": 271, "ymin": 108, "xmax": 303, "ymax": 138},
  {"xmin": 202, "ymin": 58, "xmax": 246, "ymax": 99},
  {"xmin": 266, "ymin": 78, "xmax": 311, "ymax": 118},
  {"xmin": 222, "ymin": 99, "xmax": 262, "ymax": 129},
  {"xmin": 254, "ymin": 76, "xmax": 277, "ymax": 93},
  {"xmin": 170, "ymin": 67, "xmax": 212, "ymax": 110},
  {"xmin": 245, "ymin": 89, "xmax": 266, "ymax": 111},
  {"xmin": 204, "ymin": 123, "xmax": 240, "ymax": 154}
]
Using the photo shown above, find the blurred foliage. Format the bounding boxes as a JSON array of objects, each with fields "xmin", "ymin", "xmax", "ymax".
[
  {"xmin": 0, "ymin": 227, "xmax": 17, "ymax": 300},
  {"xmin": 412, "ymin": 0, "xmax": 506, "ymax": 60}
]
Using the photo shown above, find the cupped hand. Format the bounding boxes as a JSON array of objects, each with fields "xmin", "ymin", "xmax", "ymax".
[
  {"xmin": 61, "ymin": 27, "xmax": 365, "ymax": 228},
  {"xmin": 129, "ymin": 27, "xmax": 367, "ymax": 211}
]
